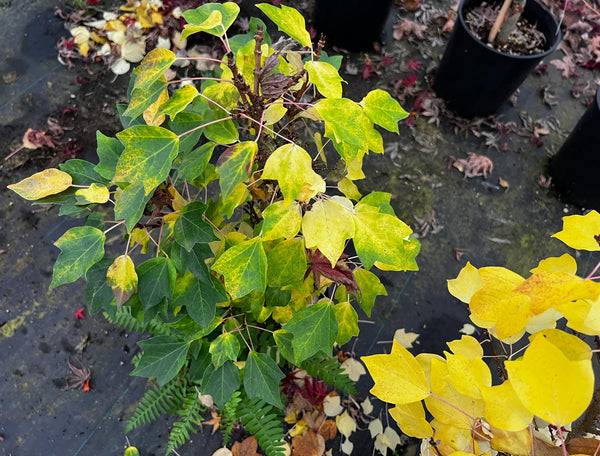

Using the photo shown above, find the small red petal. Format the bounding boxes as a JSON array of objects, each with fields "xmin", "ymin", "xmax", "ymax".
[
  {"xmin": 75, "ymin": 308, "xmax": 86, "ymax": 320},
  {"xmin": 83, "ymin": 379, "xmax": 90, "ymax": 392}
]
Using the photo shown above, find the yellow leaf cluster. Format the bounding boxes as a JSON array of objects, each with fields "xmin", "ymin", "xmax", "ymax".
[{"xmin": 447, "ymin": 257, "xmax": 600, "ymax": 342}]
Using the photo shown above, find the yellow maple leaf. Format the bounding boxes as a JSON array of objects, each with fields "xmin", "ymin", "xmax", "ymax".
[
  {"xmin": 469, "ymin": 267, "xmax": 530, "ymax": 341},
  {"xmin": 552, "ymin": 211, "xmax": 600, "ymax": 251},
  {"xmin": 447, "ymin": 262, "xmax": 484, "ymax": 304},
  {"xmin": 556, "ymin": 297, "xmax": 600, "ymax": 335},
  {"xmin": 445, "ymin": 353, "xmax": 491, "ymax": 399},
  {"xmin": 361, "ymin": 340, "xmax": 430, "ymax": 405},
  {"xmin": 505, "ymin": 330, "xmax": 594, "ymax": 426},
  {"xmin": 481, "ymin": 381, "xmax": 533, "ymax": 431},
  {"xmin": 446, "ymin": 335, "xmax": 483, "ymax": 360},
  {"xmin": 106, "ymin": 254, "xmax": 138, "ymax": 308},
  {"xmin": 389, "ymin": 401, "xmax": 433, "ymax": 438},
  {"xmin": 530, "ymin": 254, "xmax": 577, "ymax": 274}
]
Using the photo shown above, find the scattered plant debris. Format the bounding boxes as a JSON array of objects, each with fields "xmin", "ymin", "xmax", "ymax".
[{"xmin": 66, "ymin": 358, "xmax": 91, "ymax": 391}]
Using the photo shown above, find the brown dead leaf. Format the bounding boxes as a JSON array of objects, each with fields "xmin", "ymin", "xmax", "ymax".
[
  {"xmin": 532, "ymin": 436, "xmax": 563, "ymax": 456},
  {"xmin": 232, "ymin": 436, "xmax": 260, "ymax": 456},
  {"xmin": 291, "ymin": 429, "xmax": 324, "ymax": 456},
  {"xmin": 203, "ymin": 410, "xmax": 221, "ymax": 434},
  {"xmin": 498, "ymin": 177, "xmax": 510, "ymax": 190},
  {"xmin": 396, "ymin": 0, "xmax": 423, "ymax": 11},
  {"xmin": 319, "ymin": 419, "xmax": 338, "ymax": 442},
  {"xmin": 566, "ymin": 437, "xmax": 600, "ymax": 456},
  {"xmin": 393, "ymin": 19, "xmax": 426, "ymax": 40}
]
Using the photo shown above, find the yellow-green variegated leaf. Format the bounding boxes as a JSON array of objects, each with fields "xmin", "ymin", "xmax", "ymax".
[
  {"xmin": 360, "ymin": 89, "xmax": 409, "ymax": 134},
  {"xmin": 261, "ymin": 201, "xmax": 302, "ymax": 240},
  {"xmin": 263, "ymin": 102, "xmax": 288, "ymax": 126},
  {"xmin": 75, "ymin": 183, "xmax": 110, "ymax": 205},
  {"xmin": 106, "ymin": 254, "xmax": 138, "ymax": 308},
  {"xmin": 8, "ymin": 168, "xmax": 72, "ymax": 200},
  {"xmin": 256, "ymin": 3, "xmax": 312, "ymax": 48},
  {"xmin": 262, "ymin": 144, "xmax": 323, "ymax": 205},
  {"xmin": 182, "ymin": 2, "xmax": 240, "ymax": 38},
  {"xmin": 302, "ymin": 196, "xmax": 355, "ymax": 266},
  {"xmin": 305, "ymin": 61, "xmax": 344, "ymax": 98}
]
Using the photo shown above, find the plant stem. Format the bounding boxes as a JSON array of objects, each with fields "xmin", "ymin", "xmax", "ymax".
[
  {"xmin": 103, "ymin": 219, "xmax": 125, "ymax": 235},
  {"xmin": 176, "ymin": 116, "xmax": 234, "ymax": 139},
  {"xmin": 488, "ymin": 0, "xmax": 512, "ymax": 43},
  {"xmin": 497, "ymin": 0, "xmax": 526, "ymax": 45},
  {"xmin": 5, "ymin": 144, "xmax": 25, "ymax": 161},
  {"xmin": 168, "ymin": 77, "xmax": 233, "ymax": 85},
  {"xmin": 586, "ymin": 260, "xmax": 600, "ymax": 279},
  {"xmin": 557, "ymin": 426, "xmax": 568, "ymax": 456}
]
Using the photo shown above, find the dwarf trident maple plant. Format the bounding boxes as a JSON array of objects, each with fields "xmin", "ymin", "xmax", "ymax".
[
  {"xmin": 363, "ymin": 211, "xmax": 600, "ymax": 456},
  {"xmin": 8, "ymin": 2, "xmax": 419, "ymax": 454}
]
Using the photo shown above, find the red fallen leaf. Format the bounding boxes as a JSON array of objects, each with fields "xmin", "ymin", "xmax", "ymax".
[
  {"xmin": 306, "ymin": 249, "xmax": 359, "ymax": 297},
  {"xmin": 381, "ymin": 54, "xmax": 394, "ymax": 68},
  {"xmin": 75, "ymin": 308, "xmax": 86, "ymax": 320},
  {"xmin": 401, "ymin": 73, "xmax": 417, "ymax": 87},
  {"xmin": 23, "ymin": 128, "xmax": 58, "ymax": 150},
  {"xmin": 298, "ymin": 376, "xmax": 329, "ymax": 406},
  {"xmin": 87, "ymin": 0, "xmax": 100, "ymax": 4},
  {"xmin": 83, "ymin": 379, "xmax": 91, "ymax": 392},
  {"xmin": 406, "ymin": 59, "xmax": 422, "ymax": 71}
]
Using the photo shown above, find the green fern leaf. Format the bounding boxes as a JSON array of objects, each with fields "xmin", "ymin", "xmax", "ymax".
[
  {"xmin": 104, "ymin": 305, "xmax": 171, "ymax": 336},
  {"xmin": 125, "ymin": 377, "xmax": 187, "ymax": 433},
  {"xmin": 220, "ymin": 390, "xmax": 242, "ymax": 446},
  {"xmin": 301, "ymin": 355, "xmax": 357, "ymax": 395},
  {"xmin": 165, "ymin": 389, "xmax": 205, "ymax": 455},
  {"xmin": 239, "ymin": 397, "xmax": 286, "ymax": 456}
]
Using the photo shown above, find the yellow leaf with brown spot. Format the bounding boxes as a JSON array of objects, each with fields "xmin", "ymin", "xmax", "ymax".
[
  {"xmin": 481, "ymin": 381, "xmax": 533, "ymax": 431},
  {"xmin": 361, "ymin": 340, "xmax": 430, "ymax": 405},
  {"xmin": 389, "ymin": 401, "xmax": 433, "ymax": 438},
  {"xmin": 447, "ymin": 262, "xmax": 484, "ymax": 304},
  {"xmin": 505, "ymin": 330, "xmax": 593, "ymax": 426},
  {"xmin": 8, "ymin": 168, "xmax": 72, "ymax": 200},
  {"xmin": 553, "ymin": 210, "xmax": 600, "ymax": 251},
  {"xmin": 515, "ymin": 270, "xmax": 600, "ymax": 315}
]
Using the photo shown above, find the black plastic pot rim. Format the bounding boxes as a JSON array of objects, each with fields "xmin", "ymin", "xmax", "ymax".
[{"xmin": 458, "ymin": 0, "xmax": 561, "ymax": 60}]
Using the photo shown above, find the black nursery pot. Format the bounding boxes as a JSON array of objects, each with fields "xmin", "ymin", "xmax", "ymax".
[
  {"xmin": 550, "ymin": 89, "xmax": 600, "ymax": 210},
  {"xmin": 433, "ymin": 0, "xmax": 561, "ymax": 118},
  {"xmin": 313, "ymin": 0, "xmax": 394, "ymax": 52}
]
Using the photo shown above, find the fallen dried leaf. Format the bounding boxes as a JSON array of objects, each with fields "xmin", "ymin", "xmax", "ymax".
[
  {"xmin": 393, "ymin": 328, "xmax": 419, "ymax": 349},
  {"xmin": 232, "ymin": 436, "xmax": 260, "ymax": 456},
  {"xmin": 291, "ymin": 429, "xmax": 323, "ymax": 456},
  {"xmin": 498, "ymin": 177, "xmax": 510, "ymax": 190},
  {"xmin": 319, "ymin": 419, "xmax": 338, "ymax": 441}
]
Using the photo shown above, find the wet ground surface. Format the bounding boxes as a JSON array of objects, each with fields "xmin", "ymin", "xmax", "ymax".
[{"xmin": 0, "ymin": 0, "xmax": 598, "ymax": 455}]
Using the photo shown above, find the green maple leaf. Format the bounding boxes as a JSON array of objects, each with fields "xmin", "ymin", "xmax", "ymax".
[
  {"xmin": 284, "ymin": 301, "xmax": 338, "ymax": 362},
  {"xmin": 50, "ymin": 226, "xmax": 105, "ymax": 289}
]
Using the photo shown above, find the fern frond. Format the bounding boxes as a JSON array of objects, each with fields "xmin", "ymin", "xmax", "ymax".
[
  {"xmin": 301, "ymin": 355, "xmax": 357, "ymax": 395},
  {"xmin": 220, "ymin": 390, "xmax": 242, "ymax": 446},
  {"xmin": 239, "ymin": 397, "xmax": 286, "ymax": 456},
  {"xmin": 104, "ymin": 306, "xmax": 171, "ymax": 336},
  {"xmin": 165, "ymin": 390, "xmax": 205, "ymax": 455},
  {"xmin": 125, "ymin": 377, "xmax": 187, "ymax": 434}
]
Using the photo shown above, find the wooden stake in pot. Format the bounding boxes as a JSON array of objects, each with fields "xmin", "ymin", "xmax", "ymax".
[{"xmin": 488, "ymin": 0, "xmax": 527, "ymax": 44}]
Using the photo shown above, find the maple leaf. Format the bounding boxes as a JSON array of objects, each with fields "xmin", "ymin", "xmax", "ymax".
[
  {"xmin": 401, "ymin": 74, "xmax": 417, "ymax": 87},
  {"xmin": 204, "ymin": 411, "xmax": 221, "ymax": 434},
  {"xmin": 306, "ymin": 249, "xmax": 359, "ymax": 296},
  {"xmin": 381, "ymin": 54, "xmax": 394, "ymax": 68},
  {"xmin": 406, "ymin": 60, "xmax": 422, "ymax": 71},
  {"xmin": 298, "ymin": 376, "xmax": 329, "ymax": 406},
  {"xmin": 66, "ymin": 359, "xmax": 91, "ymax": 390},
  {"xmin": 75, "ymin": 307, "xmax": 86, "ymax": 320}
]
